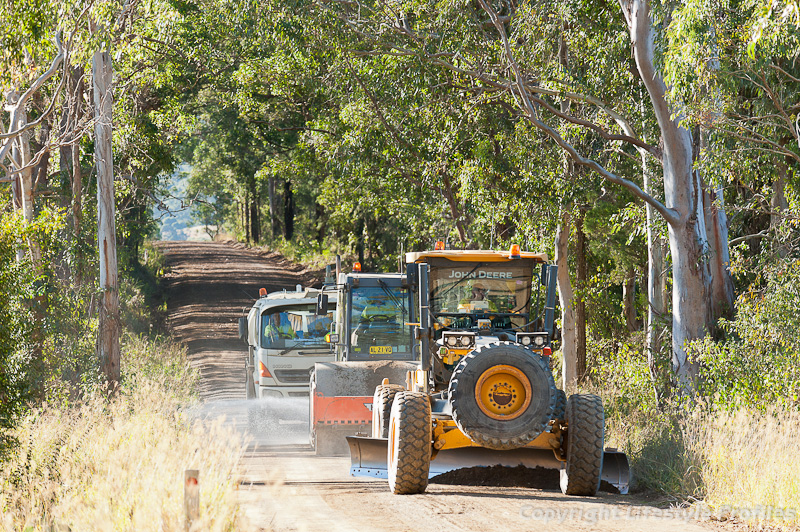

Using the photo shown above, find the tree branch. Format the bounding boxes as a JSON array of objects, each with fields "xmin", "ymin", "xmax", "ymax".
[{"xmin": 478, "ymin": 0, "xmax": 680, "ymax": 226}]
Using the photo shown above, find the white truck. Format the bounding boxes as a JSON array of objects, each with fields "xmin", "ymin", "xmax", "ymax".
[{"xmin": 239, "ymin": 285, "xmax": 337, "ymax": 399}]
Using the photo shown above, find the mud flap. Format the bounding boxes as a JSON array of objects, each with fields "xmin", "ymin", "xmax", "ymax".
[{"xmin": 347, "ymin": 436, "xmax": 631, "ymax": 495}]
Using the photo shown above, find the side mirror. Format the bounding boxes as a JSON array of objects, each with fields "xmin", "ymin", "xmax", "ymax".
[
  {"xmin": 238, "ymin": 317, "xmax": 248, "ymax": 342},
  {"xmin": 316, "ymin": 293, "xmax": 329, "ymax": 315}
]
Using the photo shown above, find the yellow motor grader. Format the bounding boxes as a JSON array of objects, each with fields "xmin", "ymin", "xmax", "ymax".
[{"xmin": 347, "ymin": 245, "xmax": 630, "ymax": 495}]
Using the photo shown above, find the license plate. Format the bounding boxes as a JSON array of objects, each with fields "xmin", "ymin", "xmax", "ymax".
[{"xmin": 370, "ymin": 346, "xmax": 393, "ymax": 355}]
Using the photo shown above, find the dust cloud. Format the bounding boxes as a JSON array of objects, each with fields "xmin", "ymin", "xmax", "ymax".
[{"xmin": 190, "ymin": 398, "xmax": 311, "ymax": 446}]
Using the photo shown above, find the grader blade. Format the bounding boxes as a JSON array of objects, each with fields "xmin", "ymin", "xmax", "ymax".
[
  {"xmin": 346, "ymin": 436, "xmax": 630, "ymax": 494},
  {"xmin": 600, "ymin": 449, "xmax": 630, "ymax": 494}
]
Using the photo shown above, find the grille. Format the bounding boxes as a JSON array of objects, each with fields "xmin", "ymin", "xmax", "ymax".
[{"xmin": 273, "ymin": 369, "xmax": 311, "ymax": 383}]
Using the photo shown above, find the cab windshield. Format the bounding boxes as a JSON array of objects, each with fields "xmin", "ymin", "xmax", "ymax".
[
  {"xmin": 349, "ymin": 285, "xmax": 413, "ymax": 359},
  {"xmin": 261, "ymin": 304, "xmax": 335, "ymax": 350},
  {"xmin": 428, "ymin": 258, "xmax": 534, "ymax": 330}
]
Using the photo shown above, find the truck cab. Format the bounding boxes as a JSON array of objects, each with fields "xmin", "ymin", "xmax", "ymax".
[
  {"xmin": 309, "ymin": 271, "xmax": 419, "ymax": 455},
  {"xmin": 240, "ymin": 286, "xmax": 337, "ymax": 399}
]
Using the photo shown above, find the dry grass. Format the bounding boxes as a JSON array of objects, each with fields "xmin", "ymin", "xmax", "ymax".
[
  {"xmin": 0, "ymin": 335, "xmax": 247, "ymax": 532},
  {"xmin": 689, "ymin": 407, "xmax": 800, "ymax": 529},
  {"xmin": 602, "ymin": 394, "xmax": 800, "ymax": 530}
]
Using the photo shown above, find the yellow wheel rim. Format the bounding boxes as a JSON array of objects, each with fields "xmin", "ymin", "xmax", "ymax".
[
  {"xmin": 474, "ymin": 365, "xmax": 532, "ymax": 420},
  {"xmin": 388, "ymin": 417, "xmax": 397, "ymax": 466}
]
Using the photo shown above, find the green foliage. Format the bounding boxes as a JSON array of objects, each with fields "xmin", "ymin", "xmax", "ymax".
[
  {"xmin": 0, "ymin": 211, "xmax": 36, "ymax": 457},
  {"xmin": 692, "ymin": 258, "xmax": 800, "ymax": 409}
]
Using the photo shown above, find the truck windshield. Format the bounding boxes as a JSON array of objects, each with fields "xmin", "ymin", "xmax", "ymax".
[
  {"xmin": 261, "ymin": 304, "xmax": 335, "ymax": 350},
  {"xmin": 428, "ymin": 258, "xmax": 534, "ymax": 330},
  {"xmin": 350, "ymin": 285, "xmax": 412, "ymax": 359}
]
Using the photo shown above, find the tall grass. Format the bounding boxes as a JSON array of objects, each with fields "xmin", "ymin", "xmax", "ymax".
[
  {"xmin": 590, "ymin": 337, "xmax": 800, "ymax": 528},
  {"xmin": 0, "ymin": 335, "xmax": 246, "ymax": 532},
  {"xmin": 692, "ymin": 407, "xmax": 800, "ymax": 527}
]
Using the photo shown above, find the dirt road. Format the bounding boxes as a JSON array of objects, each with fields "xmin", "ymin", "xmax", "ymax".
[{"xmin": 158, "ymin": 240, "xmax": 717, "ymax": 532}]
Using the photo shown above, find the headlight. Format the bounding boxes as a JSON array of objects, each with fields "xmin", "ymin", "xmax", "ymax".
[
  {"xmin": 460, "ymin": 335, "xmax": 472, "ymax": 347},
  {"xmin": 447, "ymin": 335, "xmax": 458, "ymax": 347},
  {"xmin": 518, "ymin": 333, "xmax": 548, "ymax": 348}
]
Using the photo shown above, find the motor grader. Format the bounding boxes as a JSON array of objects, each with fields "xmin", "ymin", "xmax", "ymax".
[
  {"xmin": 310, "ymin": 269, "xmax": 418, "ymax": 456},
  {"xmin": 347, "ymin": 245, "xmax": 630, "ymax": 495}
]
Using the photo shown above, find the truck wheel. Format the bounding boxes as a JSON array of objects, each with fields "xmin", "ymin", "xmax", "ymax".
[
  {"xmin": 388, "ymin": 391, "xmax": 431, "ymax": 494},
  {"xmin": 553, "ymin": 389, "xmax": 567, "ymax": 420},
  {"xmin": 372, "ymin": 384, "xmax": 405, "ymax": 438},
  {"xmin": 448, "ymin": 342, "xmax": 556, "ymax": 450},
  {"xmin": 559, "ymin": 394, "xmax": 604, "ymax": 496}
]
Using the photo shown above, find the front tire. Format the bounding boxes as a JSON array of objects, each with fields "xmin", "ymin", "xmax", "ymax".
[
  {"xmin": 553, "ymin": 389, "xmax": 567, "ymax": 420},
  {"xmin": 388, "ymin": 391, "xmax": 431, "ymax": 494},
  {"xmin": 560, "ymin": 394, "xmax": 604, "ymax": 496},
  {"xmin": 372, "ymin": 384, "xmax": 405, "ymax": 438}
]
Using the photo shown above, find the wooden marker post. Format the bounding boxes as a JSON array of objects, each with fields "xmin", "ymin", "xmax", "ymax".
[{"xmin": 185, "ymin": 469, "xmax": 199, "ymax": 531}]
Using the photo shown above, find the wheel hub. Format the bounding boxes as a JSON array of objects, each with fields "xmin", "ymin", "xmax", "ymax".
[{"xmin": 474, "ymin": 364, "xmax": 532, "ymax": 420}]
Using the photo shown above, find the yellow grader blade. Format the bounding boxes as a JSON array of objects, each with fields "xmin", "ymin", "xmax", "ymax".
[{"xmin": 346, "ymin": 436, "xmax": 630, "ymax": 494}]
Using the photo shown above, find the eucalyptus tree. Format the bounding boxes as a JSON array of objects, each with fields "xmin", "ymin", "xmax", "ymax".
[{"xmin": 306, "ymin": 0, "xmax": 750, "ymax": 387}]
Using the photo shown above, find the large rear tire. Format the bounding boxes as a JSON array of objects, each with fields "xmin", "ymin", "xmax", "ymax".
[
  {"xmin": 372, "ymin": 384, "xmax": 405, "ymax": 438},
  {"xmin": 560, "ymin": 394, "xmax": 604, "ymax": 496},
  {"xmin": 388, "ymin": 391, "xmax": 431, "ymax": 494},
  {"xmin": 448, "ymin": 342, "xmax": 556, "ymax": 450}
]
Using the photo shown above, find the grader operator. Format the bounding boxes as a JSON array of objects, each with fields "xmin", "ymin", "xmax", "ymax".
[{"xmin": 347, "ymin": 245, "xmax": 630, "ymax": 495}]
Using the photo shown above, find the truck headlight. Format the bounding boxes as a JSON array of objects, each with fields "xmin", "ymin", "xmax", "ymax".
[{"xmin": 442, "ymin": 332, "xmax": 476, "ymax": 350}]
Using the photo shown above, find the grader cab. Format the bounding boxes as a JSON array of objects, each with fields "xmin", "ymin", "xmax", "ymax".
[{"xmin": 347, "ymin": 246, "xmax": 630, "ymax": 495}]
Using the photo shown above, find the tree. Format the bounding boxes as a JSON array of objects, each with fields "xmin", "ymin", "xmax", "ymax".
[{"xmin": 92, "ymin": 46, "xmax": 120, "ymax": 391}]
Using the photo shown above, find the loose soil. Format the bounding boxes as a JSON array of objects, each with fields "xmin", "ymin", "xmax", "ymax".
[{"xmin": 158, "ymin": 240, "xmax": 719, "ymax": 532}]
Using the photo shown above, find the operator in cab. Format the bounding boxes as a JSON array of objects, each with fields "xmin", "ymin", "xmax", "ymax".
[
  {"xmin": 360, "ymin": 295, "xmax": 400, "ymax": 323},
  {"xmin": 459, "ymin": 282, "xmax": 498, "ymax": 312},
  {"xmin": 264, "ymin": 312, "xmax": 295, "ymax": 344}
]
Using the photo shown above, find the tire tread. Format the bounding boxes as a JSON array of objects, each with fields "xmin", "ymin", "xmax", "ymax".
[
  {"xmin": 560, "ymin": 394, "xmax": 604, "ymax": 496},
  {"xmin": 389, "ymin": 391, "xmax": 431, "ymax": 494}
]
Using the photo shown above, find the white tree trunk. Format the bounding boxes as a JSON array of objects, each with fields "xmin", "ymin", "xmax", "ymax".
[
  {"xmin": 7, "ymin": 90, "xmax": 41, "ymax": 264},
  {"xmin": 93, "ymin": 50, "xmax": 120, "ymax": 389},
  {"xmin": 623, "ymin": 0, "xmax": 732, "ymax": 386},
  {"xmin": 555, "ymin": 210, "xmax": 577, "ymax": 389}
]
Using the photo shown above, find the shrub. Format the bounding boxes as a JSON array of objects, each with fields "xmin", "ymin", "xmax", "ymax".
[{"xmin": 692, "ymin": 259, "xmax": 800, "ymax": 410}]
